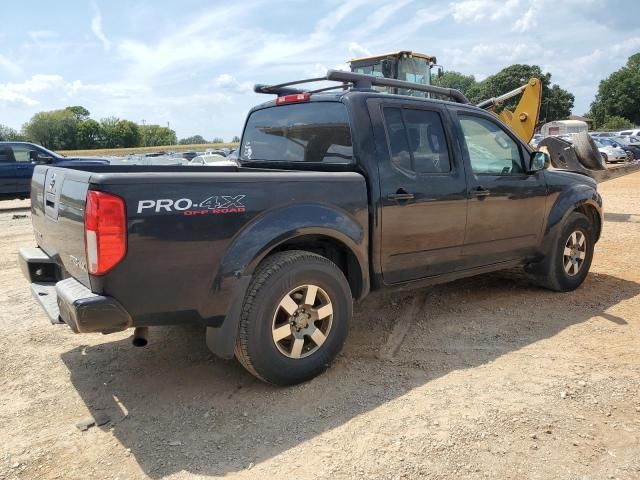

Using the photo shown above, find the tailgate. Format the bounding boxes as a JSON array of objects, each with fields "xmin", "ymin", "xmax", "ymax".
[{"xmin": 31, "ymin": 166, "xmax": 91, "ymax": 287}]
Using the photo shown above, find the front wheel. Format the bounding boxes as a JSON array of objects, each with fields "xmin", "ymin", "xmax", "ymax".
[
  {"xmin": 234, "ymin": 250, "xmax": 352, "ymax": 385},
  {"xmin": 540, "ymin": 212, "xmax": 595, "ymax": 292}
]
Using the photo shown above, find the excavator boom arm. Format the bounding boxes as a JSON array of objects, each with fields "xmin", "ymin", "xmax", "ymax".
[{"xmin": 478, "ymin": 78, "xmax": 542, "ymax": 143}]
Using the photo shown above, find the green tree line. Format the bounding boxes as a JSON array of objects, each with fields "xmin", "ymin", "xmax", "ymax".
[{"xmin": 0, "ymin": 106, "xmax": 183, "ymax": 150}]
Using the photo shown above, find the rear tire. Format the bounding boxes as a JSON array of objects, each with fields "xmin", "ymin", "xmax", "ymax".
[
  {"xmin": 539, "ymin": 212, "xmax": 594, "ymax": 292},
  {"xmin": 574, "ymin": 132, "xmax": 606, "ymax": 170},
  {"xmin": 234, "ymin": 250, "xmax": 352, "ymax": 385}
]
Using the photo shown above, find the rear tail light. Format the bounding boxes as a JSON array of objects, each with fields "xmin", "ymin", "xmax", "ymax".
[
  {"xmin": 84, "ymin": 191, "xmax": 127, "ymax": 275},
  {"xmin": 276, "ymin": 93, "xmax": 310, "ymax": 105}
]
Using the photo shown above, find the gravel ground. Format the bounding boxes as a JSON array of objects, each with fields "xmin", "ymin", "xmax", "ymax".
[{"xmin": 1, "ymin": 172, "xmax": 639, "ymax": 480}]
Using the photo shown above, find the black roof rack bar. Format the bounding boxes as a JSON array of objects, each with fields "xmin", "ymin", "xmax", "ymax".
[
  {"xmin": 254, "ymin": 70, "xmax": 470, "ymax": 104},
  {"xmin": 254, "ymin": 76, "xmax": 328, "ymax": 95},
  {"xmin": 308, "ymin": 83, "xmax": 352, "ymax": 94},
  {"xmin": 326, "ymin": 70, "xmax": 470, "ymax": 104}
]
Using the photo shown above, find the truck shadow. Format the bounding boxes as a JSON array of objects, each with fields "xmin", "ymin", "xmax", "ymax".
[{"xmin": 60, "ymin": 270, "xmax": 639, "ymax": 477}]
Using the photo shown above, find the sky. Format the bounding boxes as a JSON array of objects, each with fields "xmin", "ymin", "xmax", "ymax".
[{"xmin": 1, "ymin": 0, "xmax": 639, "ymax": 140}]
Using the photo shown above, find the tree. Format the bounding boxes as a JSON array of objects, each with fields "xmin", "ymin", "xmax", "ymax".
[
  {"xmin": 178, "ymin": 135, "xmax": 207, "ymax": 145},
  {"xmin": 76, "ymin": 119, "xmax": 101, "ymax": 149},
  {"xmin": 140, "ymin": 124, "xmax": 177, "ymax": 146},
  {"xmin": 543, "ymin": 85, "xmax": 575, "ymax": 125},
  {"xmin": 0, "ymin": 124, "xmax": 23, "ymax": 141},
  {"xmin": 211, "ymin": 137, "xmax": 224, "ymax": 144},
  {"xmin": 65, "ymin": 106, "xmax": 90, "ymax": 121},
  {"xmin": 231, "ymin": 135, "xmax": 240, "ymax": 143},
  {"xmin": 22, "ymin": 109, "xmax": 79, "ymax": 149},
  {"xmin": 99, "ymin": 117, "xmax": 141, "ymax": 148},
  {"xmin": 113, "ymin": 120, "xmax": 140, "ymax": 147},
  {"xmin": 590, "ymin": 53, "xmax": 640, "ymax": 127},
  {"xmin": 432, "ymin": 71, "xmax": 476, "ymax": 95},
  {"xmin": 601, "ymin": 115, "xmax": 634, "ymax": 131},
  {"xmin": 99, "ymin": 117, "xmax": 120, "ymax": 148}
]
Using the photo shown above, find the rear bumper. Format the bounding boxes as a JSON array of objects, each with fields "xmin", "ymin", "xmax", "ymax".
[{"xmin": 19, "ymin": 247, "xmax": 132, "ymax": 334}]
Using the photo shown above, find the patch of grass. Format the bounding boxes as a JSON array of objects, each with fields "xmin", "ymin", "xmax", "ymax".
[{"xmin": 58, "ymin": 143, "xmax": 239, "ymax": 157}]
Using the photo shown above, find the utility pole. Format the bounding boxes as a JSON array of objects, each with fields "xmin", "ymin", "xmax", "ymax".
[{"xmin": 141, "ymin": 119, "xmax": 146, "ymax": 147}]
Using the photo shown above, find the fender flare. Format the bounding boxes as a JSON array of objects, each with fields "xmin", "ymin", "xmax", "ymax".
[
  {"xmin": 204, "ymin": 203, "xmax": 368, "ymax": 359},
  {"xmin": 531, "ymin": 185, "xmax": 602, "ymax": 275}
]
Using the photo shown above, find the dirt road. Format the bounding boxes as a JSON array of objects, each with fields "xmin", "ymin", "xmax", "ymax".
[{"xmin": 1, "ymin": 173, "xmax": 639, "ymax": 480}]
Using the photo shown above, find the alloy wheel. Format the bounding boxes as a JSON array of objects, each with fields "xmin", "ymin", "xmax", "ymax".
[
  {"xmin": 271, "ymin": 284, "xmax": 333, "ymax": 359},
  {"xmin": 563, "ymin": 230, "xmax": 587, "ymax": 276}
]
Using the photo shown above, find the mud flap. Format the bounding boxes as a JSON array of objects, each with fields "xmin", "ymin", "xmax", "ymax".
[{"xmin": 205, "ymin": 276, "xmax": 251, "ymax": 359}]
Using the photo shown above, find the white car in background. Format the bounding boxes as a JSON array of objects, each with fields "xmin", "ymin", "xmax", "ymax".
[
  {"xmin": 593, "ymin": 139, "xmax": 627, "ymax": 163},
  {"xmin": 189, "ymin": 154, "xmax": 237, "ymax": 167},
  {"xmin": 618, "ymin": 129, "xmax": 640, "ymax": 137}
]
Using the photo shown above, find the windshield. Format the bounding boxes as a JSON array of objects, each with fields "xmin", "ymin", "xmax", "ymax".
[
  {"xmin": 397, "ymin": 57, "xmax": 431, "ymax": 97},
  {"xmin": 240, "ymin": 102, "xmax": 353, "ymax": 164}
]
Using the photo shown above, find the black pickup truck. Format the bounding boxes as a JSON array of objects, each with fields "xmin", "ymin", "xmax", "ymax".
[{"xmin": 19, "ymin": 71, "xmax": 602, "ymax": 385}]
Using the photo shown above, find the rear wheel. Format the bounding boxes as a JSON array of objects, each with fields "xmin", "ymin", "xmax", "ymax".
[
  {"xmin": 234, "ymin": 250, "xmax": 352, "ymax": 385},
  {"xmin": 539, "ymin": 212, "xmax": 594, "ymax": 292}
]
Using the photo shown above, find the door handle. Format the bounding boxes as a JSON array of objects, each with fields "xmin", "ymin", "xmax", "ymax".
[
  {"xmin": 470, "ymin": 186, "xmax": 490, "ymax": 197},
  {"xmin": 387, "ymin": 189, "xmax": 415, "ymax": 201}
]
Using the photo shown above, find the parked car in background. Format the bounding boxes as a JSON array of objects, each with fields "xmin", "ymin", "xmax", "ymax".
[
  {"xmin": 171, "ymin": 151, "xmax": 198, "ymax": 161},
  {"xmin": 618, "ymin": 129, "xmax": 640, "ymax": 137},
  {"xmin": 189, "ymin": 154, "xmax": 237, "ymax": 166},
  {"xmin": 589, "ymin": 132, "xmax": 614, "ymax": 138},
  {"xmin": 529, "ymin": 134, "xmax": 542, "ymax": 149},
  {"xmin": 0, "ymin": 142, "xmax": 109, "ymax": 199},
  {"xmin": 598, "ymin": 137, "xmax": 639, "ymax": 160},
  {"xmin": 593, "ymin": 139, "xmax": 627, "ymax": 163},
  {"xmin": 205, "ymin": 148, "xmax": 231, "ymax": 157}
]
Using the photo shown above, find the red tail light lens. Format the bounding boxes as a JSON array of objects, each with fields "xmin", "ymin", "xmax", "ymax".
[
  {"xmin": 276, "ymin": 93, "xmax": 310, "ymax": 105},
  {"xmin": 85, "ymin": 191, "xmax": 127, "ymax": 275}
]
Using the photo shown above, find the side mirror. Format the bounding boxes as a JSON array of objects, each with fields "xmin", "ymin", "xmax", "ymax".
[
  {"xmin": 37, "ymin": 154, "xmax": 53, "ymax": 164},
  {"xmin": 528, "ymin": 151, "xmax": 550, "ymax": 172}
]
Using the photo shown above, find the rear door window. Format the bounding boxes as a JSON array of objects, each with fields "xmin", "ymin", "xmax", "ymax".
[
  {"xmin": 240, "ymin": 102, "xmax": 353, "ymax": 164},
  {"xmin": 383, "ymin": 107, "xmax": 451, "ymax": 174}
]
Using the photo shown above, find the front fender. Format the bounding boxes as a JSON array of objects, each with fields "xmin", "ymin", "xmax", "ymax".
[{"xmin": 542, "ymin": 182, "xmax": 602, "ymax": 255}]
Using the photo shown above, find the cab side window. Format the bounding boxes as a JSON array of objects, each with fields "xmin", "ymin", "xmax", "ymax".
[
  {"xmin": 11, "ymin": 145, "xmax": 36, "ymax": 162},
  {"xmin": 459, "ymin": 115, "xmax": 524, "ymax": 175},
  {"xmin": 0, "ymin": 147, "xmax": 15, "ymax": 163},
  {"xmin": 383, "ymin": 107, "xmax": 451, "ymax": 174}
]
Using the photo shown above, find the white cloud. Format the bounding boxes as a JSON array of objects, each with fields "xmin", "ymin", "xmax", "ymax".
[
  {"xmin": 0, "ymin": 55, "xmax": 21, "ymax": 75},
  {"xmin": 451, "ymin": 0, "xmax": 520, "ymax": 23},
  {"xmin": 28, "ymin": 30, "xmax": 59, "ymax": 44},
  {"xmin": 212, "ymin": 74, "xmax": 254, "ymax": 94},
  {"xmin": 348, "ymin": 42, "xmax": 371, "ymax": 59},
  {"xmin": 512, "ymin": 6, "xmax": 537, "ymax": 32},
  {"xmin": 91, "ymin": 3, "xmax": 111, "ymax": 52}
]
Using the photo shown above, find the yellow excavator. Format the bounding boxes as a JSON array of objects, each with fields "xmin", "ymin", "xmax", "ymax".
[{"xmin": 348, "ymin": 50, "xmax": 542, "ymax": 143}]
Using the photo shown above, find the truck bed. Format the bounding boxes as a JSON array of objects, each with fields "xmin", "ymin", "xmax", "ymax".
[{"xmin": 29, "ymin": 164, "xmax": 369, "ymax": 329}]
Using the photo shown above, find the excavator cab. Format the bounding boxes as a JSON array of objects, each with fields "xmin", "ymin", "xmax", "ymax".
[{"xmin": 349, "ymin": 51, "xmax": 438, "ymax": 97}]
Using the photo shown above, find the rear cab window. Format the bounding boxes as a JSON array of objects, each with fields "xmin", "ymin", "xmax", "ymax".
[{"xmin": 240, "ymin": 102, "xmax": 353, "ymax": 165}]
